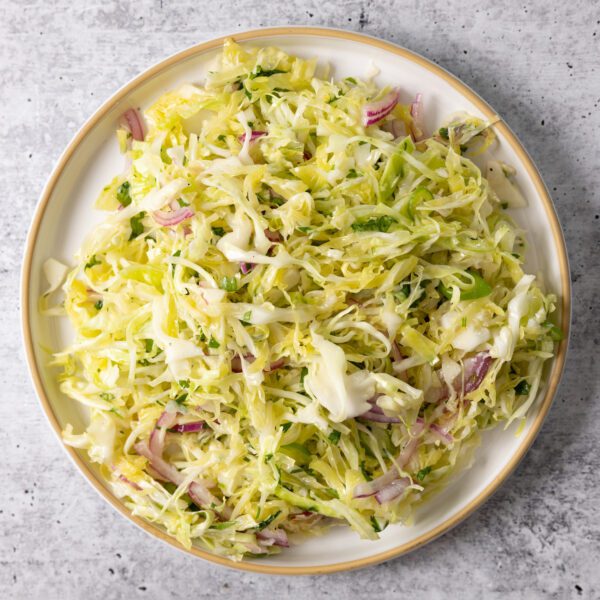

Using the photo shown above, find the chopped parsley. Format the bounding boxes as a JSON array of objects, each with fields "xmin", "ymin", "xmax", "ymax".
[
  {"xmin": 256, "ymin": 510, "xmax": 281, "ymax": 530},
  {"xmin": 249, "ymin": 66, "xmax": 287, "ymax": 79},
  {"xmin": 514, "ymin": 380, "xmax": 531, "ymax": 395},
  {"xmin": 129, "ymin": 212, "xmax": 146, "ymax": 240},
  {"xmin": 84, "ymin": 255, "xmax": 101, "ymax": 269},
  {"xmin": 117, "ymin": 181, "xmax": 132, "ymax": 207},
  {"xmin": 328, "ymin": 430, "xmax": 341, "ymax": 445},
  {"xmin": 174, "ymin": 393, "xmax": 188, "ymax": 405},
  {"xmin": 351, "ymin": 215, "xmax": 396, "ymax": 232},
  {"xmin": 416, "ymin": 466, "xmax": 432, "ymax": 481}
]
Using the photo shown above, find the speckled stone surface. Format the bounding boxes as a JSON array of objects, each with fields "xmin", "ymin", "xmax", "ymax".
[{"xmin": 1, "ymin": 1, "xmax": 599, "ymax": 598}]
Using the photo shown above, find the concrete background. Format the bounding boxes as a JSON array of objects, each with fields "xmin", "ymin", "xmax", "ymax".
[{"xmin": 1, "ymin": 1, "xmax": 599, "ymax": 598}]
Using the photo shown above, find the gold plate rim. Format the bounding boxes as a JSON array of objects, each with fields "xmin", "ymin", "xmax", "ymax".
[{"xmin": 20, "ymin": 26, "xmax": 571, "ymax": 575}]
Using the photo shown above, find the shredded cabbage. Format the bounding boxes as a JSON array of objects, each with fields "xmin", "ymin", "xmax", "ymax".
[{"xmin": 47, "ymin": 40, "xmax": 561, "ymax": 560}]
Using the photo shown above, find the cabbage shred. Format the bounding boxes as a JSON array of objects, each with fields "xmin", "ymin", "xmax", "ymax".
[{"xmin": 51, "ymin": 40, "xmax": 560, "ymax": 560}]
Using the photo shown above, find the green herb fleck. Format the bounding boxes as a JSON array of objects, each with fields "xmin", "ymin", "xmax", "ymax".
[
  {"xmin": 370, "ymin": 515, "xmax": 383, "ymax": 533},
  {"xmin": 416, "ymin": 466, "xmax": 432, "ymax": 482},
  {"xmin": 324, "ymin": 487, "xmax": 339, "ymax": 499},
  {"xmin": 212, "ymin": 226, "xmax": 225, "ymax": 237},
  {"xmin": 345, "ymin": 77, "xmax": 357, "ymax": 85},
  {"xmin": 264, "ymin": 453, "xmax": 273, "ymax": 464},
  {"xmin": 359, "ymin": 460, "xmax": 372, "ymax": 481},
  {"xmin": 85, "ymin": 255, "xmax": 101, "ymax": 269},
  {"xmin": 175, "ymin": 393, "xmax": 188, "ymax": 405},
  {"xmin": 163, "ymin": 482, "xmax": 177, "ymax": 494},
  {"xmin": 300, "ymin": 366, "xmax": 308, "ymax": 387},
  {"xmin": 514, "ymin": 380, "xmax": 531, "ymax": 395},
  {"xmin": 281, "ymin": 422, "xmax": 292, "ymax": 433},
  {"xmin": 249, "ymin": 66, "xmax": 287, "ymax": 79},
  {"xmin": 94, "ymin": 299, "xmax": 103, "ymax": 310},
  {"xmin": 351, "ymin": 215, "xmax": 396, "ymax": 232},
  {"xmin": 117, "ymin": 181, "xmax": 132, "ymax": 207},
  {"xmin": 347, "ymin": 168, "xmax": 359, "ymax": 179},
  {"xmin": 144, "ymin": 339, "xmax": 154, "ymax": 353},
  {"xmin": 256, "ymin": 510, "xmax": 281, "ymax": 531},
  {"xmin": 217, "ymin": 134, "xmax": 226, "ymax": 142},
  {"xmin": 208, "ymin": 337, "xmax": 220, "ymax": 349},
  {"xmin": 178, "ymin": 379, "xmax": 190, "ymax": 389},
  {"xmin": 438, "ymin": 127, "xmax": 449, "ymax": 140},
  {"xmin": 129, "ymin": 212, "xmax": 146, "ymax": 240},
  {"xmin": 328, "ymin": 430, "xmax": 341, "ymax": 445}
]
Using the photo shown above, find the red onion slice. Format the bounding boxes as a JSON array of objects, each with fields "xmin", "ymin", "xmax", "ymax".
[
  {"xmin": 170, "ymin": 421, "xmax": 205, "ymax": 433},
  {"xmin": 354, "ymin": 467, "xmax": 399, "ymax": 499},
  {"xmin": 152, "ymin": 207, "xmax": 194, "ymax": 227},
  {"xmin": 390, "ymin": 341, "xmax": 403, "ymax": 363},
  {"xmin": 188, "ymin": 481, "xmax": 217, "ymax": 508},
  {"xmin": 429, "ymin": 352, "xmax": 492, "ymax": 402},
  {"xmin": 459, "ymin": 353, "xmax": 492, "ymax": 394},
  {"xmin": 239, "ymin": 130, "xmax": 266, "ymax": 143},
  {"xmin": 145, "ymin": 465, "xmax": 170, "ymax": 482},
  {"xmin": 360, "ymin": 394, "xmax": 400, "ymax": 423},
  {"xmin": 148, "ymin": 428, "xmax": 165, "ymax": 457},
  {"xmin": 134, "ymin": 439, "xmax": 184, "ymax": 486},
  {"xmin": 257, "ymin": 528, "xmax": 289, "ymax": 548},
  {"xmin": 265, "ymin": 358, "xmax": 286, "ymax": 372},
  {"xmin": 240, "ymin": 262, "xmax": 255, "ymax": 274},
  {"xmin": 429, "ymin": 423, "xmax": 454, "ymax": 444},
  {"xmin": 374, "ymin": 477, "xmax": 410, "ymax": 504},
  {"xmin": 264, "ymin": 228, "xmax": 283, "ymax": 243},
  {"xmin": 409, "ymin": 93, "xmax": 425, "ymax": 141},
  {"xmin": 121, "ymin": 108, "xmax": 145, "ymax": 141},
  {"xmin": 362, "ymin": 89, "xmax": 400, "ymax": 126},
  {"xmin": 118, "ymin": 474, "xmax": 142, "ymax": 491},
  {"xmin": 157, "ymin": 411, "xmax": 178, "ymax": 429},
  {"xmin": 360, "ymin": 410, "xmax": 401, "ymax": 423},
  {"xmin": 231, "ymin": 353, "xmax": 255, "ymax": 373},
  {"xmin": 353, "ymin": 420, "xmax": 423, "ymax": 499}
]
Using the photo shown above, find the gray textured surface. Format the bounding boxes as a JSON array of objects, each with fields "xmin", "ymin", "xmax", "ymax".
[{"xmin": 1, "ymin": 1, "xmax": 599, "ymax": 598}]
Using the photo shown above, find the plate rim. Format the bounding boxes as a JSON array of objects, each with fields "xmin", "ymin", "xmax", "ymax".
[{"xmin": 20, "ymin": 26, "xmax": 571, "ymax": 575}]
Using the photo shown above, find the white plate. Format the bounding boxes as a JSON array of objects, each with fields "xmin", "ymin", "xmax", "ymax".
[{"xmin": 21, "ymin": 27, "xmax": 570, "ymax": 574}]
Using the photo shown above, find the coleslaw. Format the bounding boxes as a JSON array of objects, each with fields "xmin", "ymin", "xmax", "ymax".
[{"xmin": 43, "ymin": 40, "xmax": 561, "ymax": 560}]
